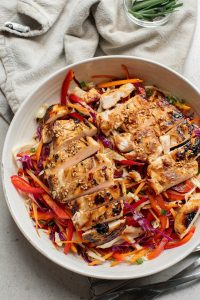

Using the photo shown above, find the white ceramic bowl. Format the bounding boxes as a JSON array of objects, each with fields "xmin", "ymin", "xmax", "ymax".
[{"xmin": 2, "ymin": 56, "xmax": 200, "ymax": 280}]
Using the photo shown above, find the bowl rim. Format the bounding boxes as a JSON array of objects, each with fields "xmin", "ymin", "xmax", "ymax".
[{"xmin": 2, "ymin": 55, "xmax": 200, "ymax": 280}]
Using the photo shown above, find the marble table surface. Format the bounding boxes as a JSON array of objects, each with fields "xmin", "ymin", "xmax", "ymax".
[{"xmin": 0, "ymin": 3, "xmax": 200, "ymax": 299}]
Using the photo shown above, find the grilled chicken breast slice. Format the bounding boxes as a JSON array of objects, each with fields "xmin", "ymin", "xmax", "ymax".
[
  {"xmin": 72, "ymin": 199, "xmax": 124, "ymax": 231},
  {"xmin": 100, "ymin": 83, "xmax": 134, "ymax": 109},
  {"xmin": 82, "ymin": 219, "xmax": 126, "ymax": 246},
  {"xmin": 47, "ymin": 154, "xmax": 114, "ymax": 202},
  {"xmin": 42, "ymin": 123, "xmax": 53, "ymax": 144},
  {"xmin": 97, "ymin": 95, "xmax": 149, "ymax": 136},
  {"xmin": 52, "ymin": 119, "xmax": 97, "ymax": 150},
  {"xmin": 114, "ymin": 128, "xmax": 162, "ymax": 162},
  {"xmin": 68, "ymin": 182, "xmax": 125, "ymax": 213},
  {"xmin": 43, "ymin": 104, "xmax": 69, "ymax": 124},
  {"xmin": 149, "ymin": 99, "xmax": 184, "ymax": 134},
  {"xmin": 46, "ymin": 137, "xmax": 99, "ymax": 174},
  {"xmin": 161, "ymin": 119, "xmax": 193, "ymax": 150},
  {"xmin": 148, "ymin": 137, "xmax": 200, "ymax": 194},
  {"xmin": 72, "ymin": 86, "xmax": 101, "ymax": 103}
]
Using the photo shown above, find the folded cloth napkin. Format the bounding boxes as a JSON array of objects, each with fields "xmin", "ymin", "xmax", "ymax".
[{"xmin": 0, "ymin": 0, "xmax": 197, "ymax": 122}]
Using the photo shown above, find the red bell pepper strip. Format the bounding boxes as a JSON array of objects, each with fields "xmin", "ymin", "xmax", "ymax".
[
  {"xmin": 171, "ymin": 180, "xmax": 194, "ymax": 194},
  {"xmin": 69, "ymin": 93, "xmax": 84, "ymax": 104},
  {"xmin": 64, "ymin": 220, "xmax": 74, "ymax": 254},
  {"xmin": 166, "ymin": 190, "xmax": 185, "ymax": 201},
  {"xmin": 147, "ymin": 237, "xmax": 168, "ymax": 260},
  {"xmin": 68, "ymin": 112, "xmax": 85, "ymax": 121},
  {"xmin": 165, "ymin": 227, "xmax": 195, "ymax": 249},
  {"xmin": 69, "ymin": 94, "xmax": 97, "ymax": 113},
  {"xmin": 126, "ymin": 216, "xmax": 140, "ymax": 227},
  {"xmin": 11, "ymin": 175, "xmax": 44, "ymax": 194},
  {"xmin": 61, "ymin": 69, "xmax": 74, "ymax": 105},
  {"xmin": 118, "ymin": 160, "xmax": 145, "ymax": 166},
  {"xmin": 42, "ymin": 194, "xmax": 70, "ymax": 220}
]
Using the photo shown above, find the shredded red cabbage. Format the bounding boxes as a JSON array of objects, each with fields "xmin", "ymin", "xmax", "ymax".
[
  {"xmin": 36, "ymin": 124, "xmax": 42, "ymax": 140},
  {"xmin": 28, "ymin": 193, "xmax": 49, "ymax": 212},
  {"xmin": 49, "ymin": 225, "xmax": 57, "ymax": 242},
  {"xmin": 58, "ymin": 231, "xmax": 66, "ymax": 241},
  {"xmin": 194, "ymin": 128, "xmax": 200, "ymax": 137},
  {"xmin": 19, "ymin": 155, "xmax": 33, "ymax": 170},
  {"xmin": 40, "ymin": 145, "xmax": 50, "ymax": 162},
  {"xmin": 77, "ymin": 245, "xmax": 92, "ymax": 263},
  {"xmin": 98, "ymin": 134, "xmax": 114, "ymax": 149},
  {"xmin": 124, "ymin": 202, "xmax": 172, "ymax": 241},
  {"xmin": 111, "ymin": 242, "xmax": 132, "ymax": 253}
]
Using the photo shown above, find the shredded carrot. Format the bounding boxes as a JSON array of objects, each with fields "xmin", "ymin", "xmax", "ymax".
[
  {"xmin": 121, "ymin": 234, "xmax": 132, "ymax": 243},
  {"xmin": 89, "ymin": 260, "xmax": 102, "ymax": 266},
  {"xmin": 32, "ymin": 202, "xmax": 40, "ymax": 236},
  {"xmin": 36, "ymin": 139, "xmax": 43, "ymax": 162},
  {"xmin": 71, "ymin": 244, "xmax": 78, "ymax": 254},
  {"xmin": 62, "ymin": 240, "xmax": 82, "ymax": 244},
  {"xmin": 167, "ymin": 201, "xmax": 181, "ymax": 208},
  {"xmin": 130, "ymin": 249, "xmax": 148, "ymax": 263},
  {"xmin": 97, "ymin": 78, "xmax": 142, "ymax": 88},
  {"xmin": 88, "ymin": 252, "xmax": 113, "ymax": 266},
  {"xmin": 26, "ymin": 169, "xmax": 50, "ymax": 194},
  {"xmin": 121, "ymin": 250, "xmax": 138, "ymax": 258},
  {"xmin": 103, "ymin": 252, "xmax": 113, "ymax": 260},
  {"xmin": 175, "ymin": 102, "xmax": 190, "ymax": 111},
  {"xmin": 76, "ymin": 230, "xmax": 83, "ymax": 243},
  {"xmin": 110, "ymin": 260, "xmax": 120, "ymax": 267},
  {"xmin": 160, "ymin": 215, "xmax": 168, "ymax": 231},
  {"xmin": 134, "ymin": 181, "xmax": 146, "ymax": 196},
  {"xmin": 170, "ymin": 208, "xmax": 177, "ymax": 218}
]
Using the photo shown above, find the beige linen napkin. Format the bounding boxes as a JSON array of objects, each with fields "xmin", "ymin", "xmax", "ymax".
[{"xmin": 0, "ymin": 0, "xmax": 197, "ymax": 122}]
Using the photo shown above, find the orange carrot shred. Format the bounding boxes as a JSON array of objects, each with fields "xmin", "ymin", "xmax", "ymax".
[{"xmin": 97, "ymin": 78, "xmax": 142, "ymax": 88}]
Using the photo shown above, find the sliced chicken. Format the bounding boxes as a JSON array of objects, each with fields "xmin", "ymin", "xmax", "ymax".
[
  {"xmin": 47, "ymin": 154, "xmax": 114, "ymax": 202},
  {"xmin": 42, "ymin": 123, "xmax": 53, "ymax": 144},
  {"xmin": 72, "ymin": 199, "xmax": 124, "ymax": 231},
  {"xmin": 46, "ymin": 137, "xmax": 99, "ymax": 173},
  {"xmin": 148, "ymin": 138, "xmax": 200, "ymax": 194},
  {"xmin": 97, "ymin": 95, "xmax": 149, "ymax": 136},
  {"xmin": 82, "ymin": 219, "xmax": 126, "ymax": 246},
  {"xmin": 100, "ymin": 83, "xmax": 134, "ymax": 109},
  {"xmin": 149, "ymin": 99, "xmax": 184, "ymax": 134},
  {"xmin": 162, "ymin": 119, "xmax": 193, "ymax": 149},
  {"xmin": 72, "ymin": 86, "xmax": 101, "ymax": 103},
  {"xmin": 113, "ymin": 133, "xmax": 133, "ymax": 153},
  {"xmin": 114, "ymin": 128, "xmax": 162, "ymax": 162},
  {"xmin": 43, "ymin": 104, "xmax": 69, "ymax": 124},
  {"xmin": 68, "ymin": 182, "xmax": 125, "ymax": 213},
  {"xmin": 52, "ymin": 119, "xmax": 97, "ymax": 151}
]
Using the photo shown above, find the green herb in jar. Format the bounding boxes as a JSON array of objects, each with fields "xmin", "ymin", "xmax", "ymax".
[{"xmin": 129, "ymin": 0, "xmax": 183, "ymax": 22}]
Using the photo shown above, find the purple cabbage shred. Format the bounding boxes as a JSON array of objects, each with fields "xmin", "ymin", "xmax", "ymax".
[
  {"xmin": 19, "ymin": 155, "xmax": 33, "ymax": 170},
  {"xmin": 98, "ymin": 134, "xmax": 113, "ymax": 149},
  {"xmin": 36, "ymin": 124, "xmax": 42, "ymax": 140},
  {"xmin": 124, "ymin": 202, "xmax": 172, "ymax": 241}
]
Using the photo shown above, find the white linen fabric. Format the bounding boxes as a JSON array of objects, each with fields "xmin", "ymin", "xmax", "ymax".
[{"xmin": 0, "ymin": 0, "xmax": 197, "ymax": 122}]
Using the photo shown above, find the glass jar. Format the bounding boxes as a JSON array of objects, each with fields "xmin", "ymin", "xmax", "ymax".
[{"xmin": 123, "ymin": 0, "xmax": 170, "ymax": 28}]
